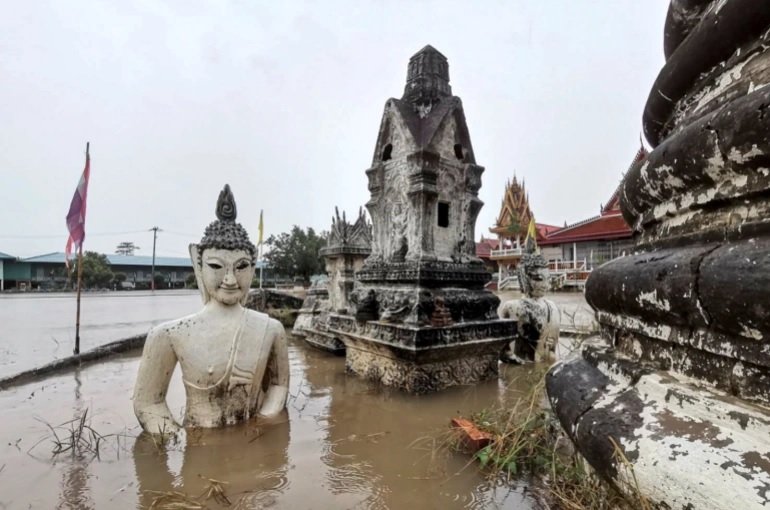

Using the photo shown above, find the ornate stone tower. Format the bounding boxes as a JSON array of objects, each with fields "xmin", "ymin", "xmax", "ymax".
[{"xmin": 330, "ymin": 46, "xmax": 515, "ymax": 394}]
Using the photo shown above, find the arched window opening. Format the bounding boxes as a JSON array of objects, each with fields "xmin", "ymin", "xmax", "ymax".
[
  {"xmin": 453, "ymin": 144, "xmax": 464, "ymax": 160},
  {"xmin": 382, "ymin": 143, "xmax": 393, "ymax": 161}
]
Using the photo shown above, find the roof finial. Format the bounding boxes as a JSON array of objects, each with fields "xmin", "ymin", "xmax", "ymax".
[{"xmin": 402, "ymin": 45, "xmax": 452, "ymax": 107}]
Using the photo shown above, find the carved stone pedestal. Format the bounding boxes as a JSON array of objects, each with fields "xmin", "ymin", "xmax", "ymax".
[{"xmin": 329, "ymin": 315, "xmax": 513, "ymax": 394}]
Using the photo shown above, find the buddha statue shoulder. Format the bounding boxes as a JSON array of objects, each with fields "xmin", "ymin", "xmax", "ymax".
[
  {"xmin": 133, "ymin": 185, "xmax": 289, "ymax": 435},
  {"xmin": 500, "ymin": 237, "xmax": 560, "ymax": 364}
]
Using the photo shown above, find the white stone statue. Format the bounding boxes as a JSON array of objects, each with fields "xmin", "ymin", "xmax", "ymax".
[
  {"xmin": 133, "ymin": 185, "xmax": 289, "ymax": 435},
  {"xmin": 500, "ymin": 241, "xmax": 560, "ymax": 364}
]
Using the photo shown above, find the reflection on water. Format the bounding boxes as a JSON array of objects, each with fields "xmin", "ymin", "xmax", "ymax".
[{"xmin": 0, "ymin": 334, "xmax": 539, "ymax": 509}]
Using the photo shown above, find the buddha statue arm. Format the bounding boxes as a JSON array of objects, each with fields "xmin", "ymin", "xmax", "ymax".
[
  {"xmin": 133, "ymin": 327, "xmax": 181, "ymax": 435},
  {"xmin": 258, "ymin": 319, "xmax": 290, "ymax": 417}
]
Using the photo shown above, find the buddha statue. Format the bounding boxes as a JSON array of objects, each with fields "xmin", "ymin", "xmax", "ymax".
[
  {"xmin": 500, "ymin": 238, "xmax": 560, "ymax": 363},
  {"xmin": 133, "ymin": 185, "xmax": 289, "ymax": 435}
]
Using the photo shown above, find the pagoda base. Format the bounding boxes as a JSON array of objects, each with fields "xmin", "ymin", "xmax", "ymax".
[
  {"xmin": 329, "ymin": 315, "xmax": 515, "ymax": 394},
  {"xmin": 304, "ymin": 328, "xmax": 345, "ymax": 355},
  {"xmin": 547, "ymin": 340, "xmax": 770, "ymax": 509}
]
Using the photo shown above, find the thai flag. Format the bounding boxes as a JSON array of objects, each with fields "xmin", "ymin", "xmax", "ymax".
[{"xmin": 65, "ymin": 144, "xmax": 91, "ymax": 268}]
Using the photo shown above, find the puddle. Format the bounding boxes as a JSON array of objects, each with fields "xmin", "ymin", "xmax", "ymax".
[{"xmin": 0, "ymin": 336, "xmax": 540, "ymax": 509}]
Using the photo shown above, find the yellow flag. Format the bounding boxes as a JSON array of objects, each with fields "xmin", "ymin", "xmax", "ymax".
[
  {"xmin": 258, "ymin": 209, "xmax": 264, "ymax": 245},
  {"xmin": 524, "ymin": 216, "xmax": 538, "ymax": 252},
  {"xmin": 526, "ymin": 217, "xmax": 537, "ymax": 242}
]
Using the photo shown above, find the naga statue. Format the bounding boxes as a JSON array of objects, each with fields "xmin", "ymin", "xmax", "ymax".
[
  {"xmin": 133, "ymin": 185, "xmax": 289, "ymax": 435},
  {"xmin": 499, "ymin": 225, "xmax": 560, "ymax": 363}
]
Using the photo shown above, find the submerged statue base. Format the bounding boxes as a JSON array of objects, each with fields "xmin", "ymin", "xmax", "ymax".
[
  {"xmin": 330, "ymin": 262, "xmax": 514, "ymax": 394},
  {"xmin": 330, "ymin": 312, "xmax": 511, "ymax": 394}
]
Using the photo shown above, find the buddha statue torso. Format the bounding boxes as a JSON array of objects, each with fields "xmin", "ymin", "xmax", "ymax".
[{"xmin": 133, "ymin": 185, "xmax": 289, "ymax": 436}]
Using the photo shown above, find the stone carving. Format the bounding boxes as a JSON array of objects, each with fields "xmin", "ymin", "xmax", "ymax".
[
  {"xmin": 322, "ymin": 208, "xmax": 372, "ymax": 314},
  {"xmin": 429, "ymin": 297, "xmax": 453, "ymax": 327},
  {"xmin": 133, "ymin": 185, "xmax": 289, "ymax": 435},
  {"xmin": 547, "ymin": 3, "xmax": 770, "ymax": 508},
  {"xmin": 335, "ymin": 45, "xmax": 515, "ymax": 393},
  {"xmin": 292, "ymin": 278, "xmax": 329, "ymax": 336},
  {"xmin": 500, "ymin": 237, "xmax": 560, "ymax": 363},
  {"xmin": 295, "ymin": 208, "xmax": 372, "ymax": 354}
]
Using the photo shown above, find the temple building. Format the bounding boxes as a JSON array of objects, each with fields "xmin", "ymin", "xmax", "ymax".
[
  {"xmin": 484, "ymin": 146, "xmax": 645, "ymax": 290},
  {"xmin": 538, "ymin": 146, "xmax": 645, "ymax": 287},
  {"xmin": 485, "ymin": 176, "xmax": 560, "ymax": 289}
]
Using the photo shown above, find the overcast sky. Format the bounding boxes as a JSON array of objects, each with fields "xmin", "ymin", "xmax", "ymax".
[{"xmin": 0, "ymin": 0, "xmax": 669, "ymax": 259}]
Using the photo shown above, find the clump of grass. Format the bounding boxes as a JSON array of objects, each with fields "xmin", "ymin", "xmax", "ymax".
[
  {"xmin": 452, "ymin": 369, "xmax": 659, "ymax": 510},
  {"xmin": 33, "ymin": 408, "xmax": 110, "ymax": 459}
]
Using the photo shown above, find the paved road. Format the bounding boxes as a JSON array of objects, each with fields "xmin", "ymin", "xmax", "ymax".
[{"xmin": 0, "ymin": 290, "xmax": 201, "ymax": 378}]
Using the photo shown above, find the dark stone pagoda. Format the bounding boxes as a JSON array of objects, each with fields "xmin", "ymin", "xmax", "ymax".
[{"xmin": 329, "ymin": 45, "xmax": 515, "ymax": 394}]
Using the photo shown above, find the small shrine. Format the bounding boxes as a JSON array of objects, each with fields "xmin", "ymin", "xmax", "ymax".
[{"xmin": 293, "ymin": 208, "xmax": 372, "ymax": 354}]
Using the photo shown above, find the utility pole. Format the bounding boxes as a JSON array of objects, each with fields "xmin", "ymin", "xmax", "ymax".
[{"xmin": 150, "ymin": 226, "xmax": 161, "ymax": 290}]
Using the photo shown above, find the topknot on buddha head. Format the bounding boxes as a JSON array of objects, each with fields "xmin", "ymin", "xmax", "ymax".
[{"xmin": 197, "ymin": 184, "xmax": 257, "ymax": 263}]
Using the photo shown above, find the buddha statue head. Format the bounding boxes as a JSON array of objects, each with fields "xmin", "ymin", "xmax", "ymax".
[
  {"xmin": 518, "ymin": 236, "xmax": 549, "ymax": 299},
  {"xmin": 190, "ymin": 185, "xmax": 257, "ymax": 305}
]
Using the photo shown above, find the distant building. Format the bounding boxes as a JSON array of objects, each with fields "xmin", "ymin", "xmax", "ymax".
[
  {"xmin": 484, "ymin": 176, "xmax": 560, "ymax": 289},
  {"xmin": 0, "ymin": 251, "xmax": 16, "ymax": 291},
  {"xmin": 479, "ymin": 146, "xmax": 645, "ymax": 290},
  {"xmin": 0, "ymin": 252, "xmax": 194, "ymax": 290},
  {"xmin": 537, "ymin": 146, "xmax": 646, "ymax": 288},
  {"xmin": 0, "ymin": 249, "xmax": 271, "ymax": 292}
]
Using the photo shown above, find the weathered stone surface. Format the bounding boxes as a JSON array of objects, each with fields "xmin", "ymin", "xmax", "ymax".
[
  {"xmin": 334, "ymin": 45, "xmax": 514, "ymax": 393},
  {"xmin": 321, "ymin": 207, "xmax": 372, "ymax": 314},
  {"xmin": 549, "ymin": 3, "xmax": 770, "ymax": 507},
  {"xmin": 292, "ymin": 278, "xmax": 329, "ymax": 337},
  {"xmin": 500, "ymin": 244, "xmax": 561, "ymax": 363},
  {"xmin": 246, "ymin": 288, "xmax": 304, "ymax": 313},
  {"xmin": 296, "ymin": 208, "xmax": 372, "ymax": 354},
  {"xmin": 549, "ymin": 342, "xmax": 770, "ymax": 509}
]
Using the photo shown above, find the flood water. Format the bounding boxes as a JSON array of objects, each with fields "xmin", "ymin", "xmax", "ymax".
[
  {"xmin": 0, "ymin": 290, "xmax": 201, "ymax": 377},
  {"xmin": 0, "ymin": 290, "xmax": 595, "ymax": 509},
  {"xmin": 0, "ymin": 337, "xmax": 540, "ymax": 509}
]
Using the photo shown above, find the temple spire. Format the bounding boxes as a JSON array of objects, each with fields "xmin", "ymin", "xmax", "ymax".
[{"xmin": 402, "ymin": 45, "xmax": 452, "ymax": 107}]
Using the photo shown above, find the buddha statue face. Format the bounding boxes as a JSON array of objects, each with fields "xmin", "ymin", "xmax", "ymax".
[
  {"xmin": 190, "ymin": 184, "xmax": 258, "ymax": 306},
  {"xmin": 201, "ymin": 248, "xmax": 255, "ymax": 306}
]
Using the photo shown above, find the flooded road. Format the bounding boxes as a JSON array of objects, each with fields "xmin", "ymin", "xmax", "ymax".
[
  {"xmin": 0, "ymin": 290, "xmax": 201, "ymax": 378},
  {"xmin": 0, "ymin": 336, "xmax": 539, "ymax": 509},
  {"xmin": 0, "ymin": 289, "xmax": 596, "ymax": 509}
]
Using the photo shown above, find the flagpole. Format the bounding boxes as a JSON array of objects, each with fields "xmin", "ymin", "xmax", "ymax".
[
  {"xmin": 75, "ymin": 243, "xmax": 84, "ymax": 355},
  {"xmin": 258, "ymin": 209, "xmax": 264, "ymax": 289},
  {"xmin": 259, "ymin": 242, "xmax": 264, "ymax": 289}
]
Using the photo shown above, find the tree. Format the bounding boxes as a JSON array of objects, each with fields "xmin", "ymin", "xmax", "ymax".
[
  {"xmin": 153, "ymin": 274, "xmax": 166, "ymax": 288},
  {"xmin": 186, "ymin": 273, "xmax": 198, "ymax": 289},
  {"xmin": 69, "ymin": 251, "xmax": 114, "ymax": 288},
  {"xmin": 264, "ymin": 226, "xmax": 328, "ymax": 283},
  {"xmin": 114, "ymin": 272, "xmax": 127, "ymax": 284},
  {"xmin": 115, "ymin": 241, "xmax": 139, "ymax": 256}
]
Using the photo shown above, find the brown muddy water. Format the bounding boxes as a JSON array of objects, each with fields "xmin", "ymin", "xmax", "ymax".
[
  {"xmin": 0, "ymin": 290, "xmax": 594, "ymax": 509},
  {"xmin": 0, "ymin": 335, "xmax": 544, "ymax": 509}
]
